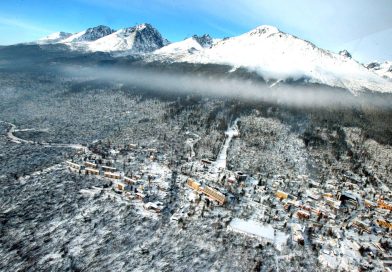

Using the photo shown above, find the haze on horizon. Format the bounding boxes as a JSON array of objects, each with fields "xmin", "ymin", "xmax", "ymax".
[{"xmin": 0, "ymin": 0, "xmax": 391, "ymax": 63}]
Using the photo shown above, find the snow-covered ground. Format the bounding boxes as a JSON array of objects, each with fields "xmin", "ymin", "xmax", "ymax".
[
  {"xmin": 215, "ymin": 119, "xmax": 239, "ymax": 169},
  {"xmin": 37, "ymin": 32, "xmax": 72, "ymax": 44},
  {"xmin": 184, "ymin": 131, "xmax": 200, "ymax": 160},
  {"xmin": 228, "ymin": 218, "xmax": 289, "ymax": 251},
  {"xmin": 367, "ymin": 61, "xmax": 392, "ymax": 80}
]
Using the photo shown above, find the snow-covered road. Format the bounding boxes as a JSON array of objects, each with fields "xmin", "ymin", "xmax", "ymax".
[
  {"xmin": 1, "ymin": 120, "xmax": 89, "ymax": 152},
  {"xmin": 215, "ymin": 118, "xmax": 239, "ymax": 169}
]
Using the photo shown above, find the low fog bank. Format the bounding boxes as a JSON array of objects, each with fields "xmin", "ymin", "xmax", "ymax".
[{"xmin": 60, "ymin": 65, "xmax": 392, "ymax": 110}]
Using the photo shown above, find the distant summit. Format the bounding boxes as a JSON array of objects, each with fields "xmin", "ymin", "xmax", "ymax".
[
  {"xmin": 339, "ymin": 50, "xmax": 352, "ymax": 58},
  {"xmin": 367, "ymin": 61, "xmax": 392, "ymax": 80},
  {"xmin": 87, "ymin": 23, "xmax": 166, "ymax": 53},
  {"xmin": 62, "ymin": 25, "xmax": 115, "ymax": 43},
  {"xmin": 192, "ymin": 34, "xmax": 213, "ymax": 48}
]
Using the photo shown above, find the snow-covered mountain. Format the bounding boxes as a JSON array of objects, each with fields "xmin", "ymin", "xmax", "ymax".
[
  {"xmin": 178, "ymin": 25, "xmax": 392, "ymax": 93},
  {"xmin": 61, "ymin": 25, "xmax": 114, "ymax": 43},
  {"xmin": 339, "ymin": 50, "xmax": 352, "ymax": 59},
  {"xmin": 34, "ymin": 24, "xmax": 392, "ymax": 93},
  {"xmin": 152, "ymin": 34, "xmax": 216, "ymax": 60},
  {"xmin": 36, "ymin": 24, "xmax": 165, "ymax": 53},
  {"xmin": 37, "ymin": 32, "xmax": 72, "ymax": 44},
  {"xmin": 367, "ymin": 61, "xmax": 392, "ymax": 80},
  {"xmin": 87, "ymin": 23, "xmax": 166, "ymax": 53}
]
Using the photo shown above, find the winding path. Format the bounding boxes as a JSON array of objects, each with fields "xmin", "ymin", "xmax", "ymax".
[{"xmin": 1, "ymin": 120, "xmax": 89, "ymax": 153}]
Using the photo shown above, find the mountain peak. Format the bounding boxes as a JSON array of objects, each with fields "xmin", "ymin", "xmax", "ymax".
[
  {"xmin": 87, "ymin": 23, "xmax": 166, "ymax": 53},
  {"xmin": 86, "ymin": 25, "xmax": 114, "ymax": 33},
  {"xmin": 248, "ymin": 25, "xmax": 280, "ymax": 36},
  {"xmin": 135, "ymin": 23, "xmax": 151, "ymax": 30},
  {"xmin": 122, "ymin": 23, "xmax": 154, "ymax": 32},
  {"xmin": 76, "ymin": 25, "xmax": 114, "ymax": 42},
  {"xmin": 192, "ymin": 34, "xmax": 213, "ymax": 48},
  {"xmin": 339, "ymin": 50, "xmax": 352, "ymax": 58},
  {"xmin": 367, "ymin": 61, "xmax": 392, "ymax": 80}
]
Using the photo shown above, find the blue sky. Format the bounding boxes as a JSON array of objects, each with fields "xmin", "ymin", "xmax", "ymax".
[{"xmin": 0, "ymin": 0, "xmax": 391, "ymax": 63}]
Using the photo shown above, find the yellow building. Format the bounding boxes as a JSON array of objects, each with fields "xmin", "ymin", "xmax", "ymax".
[
  {"xmin": 187, "ymin": 178, "xmax": 201, "ymax": 191},
  {"xmin": 376, "ymin": 218, "xmax": 392, "ymax": 230},
  {"xmin": 202, "ymin": 186, "xmax": 225, "ymax": 205},
  {"xmin": 378, "ymin": 198, "xmax": 392, "ymax": 211},
  {"xmin": 322, "ymin": 193, "xmax": 334, "ymax": 198},
  {"xmin": 117, "ymin": 182, "xmax": 125, "ymax": 191},
  {"xmin": 276, "ymin": 190, "xmax": 288, "ymax": 200}
]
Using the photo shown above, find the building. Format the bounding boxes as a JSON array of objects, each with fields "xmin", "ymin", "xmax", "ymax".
[
  {"xmin": 84, "ymin": 161, "xmax": 97, "ymax": 169},
  {"xmin": 104, "ymin": 172, "xmax": 121, "ymax": 179},
  {"xmin": 66, "ymin": 161, "xmax": 82, "ymax": 171},
  {"xmin": 276, "ymin": 190, "xmax": 288, "ymax": 200},
  {"xmin": 376, "ymin": 218, "xmax": 392, "ymax": 231},
  {"xmin": 201, "ymin": 159, "xmax": 213, "ymax": 165},
  {"xmin": 378, "ymin": 198, "xmax": 392, "ymax": 211},
  {"xmin": 102, "ymin": 165, "xmax": 117, "ymax": 173},
  {"xmin": 323, "ymin": 193, "xmax": 334, "ymax": 198},
  {"xmin": 365, "ymin": 199, "xmax": 378, "ymax": 209},
  {"xmin": 337, "ymin": 192, "xmax": 359, "ymax": 208},
  {"xmin": 297, "ymin": 210, "xmax": 310, "ymax": 220},
  {"xmin": 85, "ymin": 168, "xmax": 99, "ymax": 175},
  {"xmin": 235, "ymin": 171, "xmax": 247, "ymax": 182},
  {"xmin": 325, "ymin": 197, "xmax": 341, "ymax": 210},
  {"xmin": 136, "ymin": 192, "xmax": 146, "ymax": 201},
  {"xmin": 187, "ymin": 178, "xmax": 201, "ymax": 191},
  {"xmin": 117, "ymin": 182, "xmax": 125, "ymax": 191},
  {"xmin": 352, "ymin": 220, "xmax": 371, "ymax": 233},
  {"xmin": 124, "ymin": 176, "xmax": 136, "ymax": 185},
  {"xmin": 202, "ymin": 186, "xmax": 225, "ymax": 205}
]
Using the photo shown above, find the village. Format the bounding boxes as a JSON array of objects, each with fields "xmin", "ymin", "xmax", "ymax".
[{"xmin": 63, "ymin": 119, "xmax": 392, "ymax": 272}]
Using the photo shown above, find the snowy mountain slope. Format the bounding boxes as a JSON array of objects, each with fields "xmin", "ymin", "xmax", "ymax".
[
  {"xmin": 61, "ymin": 25, "xmax": 114, "ymax": 43},
  {"xmin": 152, "ymin": 34, "xmax": 215, "ymax": 60},
  {"xmin": 367, "ymin": 61, "xmax": 392, "ymax": 80},
  {"xmin": 36, "ymin": 32, "xmax": 72, "ymax": 44},
  {"xmin": 179, "ymin": 25, "xmax": 392, "ymax": 93},
  {"xmin": 87, "ymin": 23, "xmax": 166, "ymax": 53}
]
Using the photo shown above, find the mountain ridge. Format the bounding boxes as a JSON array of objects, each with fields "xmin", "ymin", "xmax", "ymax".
[{"xmin": 30, "ymin": 23, "xmax": 392, "ymax": 93}]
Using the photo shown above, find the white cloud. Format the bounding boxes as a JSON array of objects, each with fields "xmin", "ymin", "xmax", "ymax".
[
  {"xmin": 0, "ymin": 17, "xmax": 52, "ymax": 34},
  {"xmin": 0, "ymin": 16, "xmax": 54, "ymax": 45}
]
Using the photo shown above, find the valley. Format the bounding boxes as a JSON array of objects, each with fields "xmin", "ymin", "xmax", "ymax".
[
  {"xmin": 0, "ymin": 20, "xmax": 392, "ymax": 271},
  {"xmin": 0, "ymin": 55, "xmax": 391, "ymax": 271}
]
